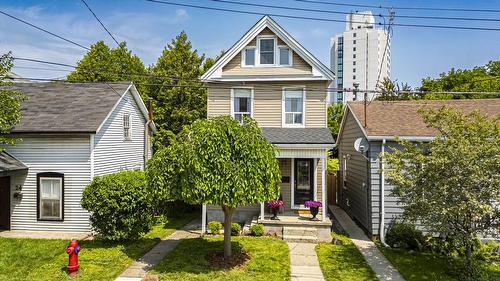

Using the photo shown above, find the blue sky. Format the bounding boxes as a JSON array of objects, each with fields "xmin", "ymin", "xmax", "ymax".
[{"xmin": 1, "ymin": 0, "xmax": 499, "ymax": 87}]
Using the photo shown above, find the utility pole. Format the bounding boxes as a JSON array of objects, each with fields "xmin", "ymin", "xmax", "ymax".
[{"xmin": 364, "ymin": 91, "xmax": 367, "ymax": 128}]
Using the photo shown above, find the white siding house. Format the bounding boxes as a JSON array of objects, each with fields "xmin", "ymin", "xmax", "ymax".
[{"xmin": 0, "ymin": 82, "xmax": 155, "ymax": 233}]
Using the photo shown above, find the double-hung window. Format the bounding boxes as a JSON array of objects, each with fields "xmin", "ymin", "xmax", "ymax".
[
  {"xmin": 283, "ymin": 88, "xmax": 304, "ymax": 127},
  {"xmin": 259, "ymin": 37, "xmax": 275, "ymax": 65},
  {"xmin": 38, "ymin": 173, "xmax": 63, "ymax": 221},
  {"xmin": 232, "ymin": 88, "xmax": 252, "ymax": 123},
  {"xmin": 279, "ymin": 47, "xmax": 291, "ymax": 66},
  {"xmin": 243, "ymin": 47, "xmax": 255, "ymax": 66},
  {"xmin": 123, "ymin": 113, "xmax": 131, "ymax": 140}
]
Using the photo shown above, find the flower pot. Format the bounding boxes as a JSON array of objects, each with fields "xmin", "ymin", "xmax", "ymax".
[
  {"xmin": 309, "ymin": 206, "xmax": 319, "ymax": 221},
  {"xmin": 270, "ymin": 207, "xmax": 279, "ymax": 220}
]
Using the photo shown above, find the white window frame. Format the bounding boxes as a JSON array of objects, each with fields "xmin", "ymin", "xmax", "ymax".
[
  {"xmin": 39, "ymin": 177, "xmax": 63, "ymax": 220},
  {"xmin": 256, "ymin": 35, "xmax": 277, "ymax": 67},
  {"xmin": 241, "ymin": 46, "xmax": 256, "ymax": 67},
  {"xmin": 230, "ymin": 87, "xmax": 254, "ymax": 123},
  {"xmin": 278, "ymin": 46, "xmax": 293, "ymax": 66},
  {"xmin": 282, "ymin": 87, "xmax": 306, "ymax": 128},
  {"xmin": 123, "ymin": 113, "xmax": 132, "ymax": 141}
]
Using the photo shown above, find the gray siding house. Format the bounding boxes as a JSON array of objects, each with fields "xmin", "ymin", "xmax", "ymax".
[
  {"xmin": 0, "ymin": 82, "xmax": 155, "ymax": 232},
  {"xmin": 336, "ymin": 99, "xmax": 500, "ymax": 240}
]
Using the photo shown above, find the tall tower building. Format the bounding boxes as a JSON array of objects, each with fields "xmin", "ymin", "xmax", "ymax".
[{"xmin": 330, "ymin": 11, "xmax": 390, "ymax": 103}]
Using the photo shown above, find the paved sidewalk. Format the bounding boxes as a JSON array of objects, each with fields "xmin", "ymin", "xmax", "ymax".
[
  {"xmin": 115, "ymin": 220, "xmax": 201, "ymax": 281},
  {"xmin": 330, "ymin": 205, "xmax": 405, "ymax": 281},
  {"xmin": 288, "ymin": 242, "xmax": 325, "ymax": 281},
  {"xmin": 0, "ymin": 230, "xmax": 90, "ymax": 240}
]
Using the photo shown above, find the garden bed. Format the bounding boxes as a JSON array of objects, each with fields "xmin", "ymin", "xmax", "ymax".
[{"xmin": 150, "ymin": 236, "xmax": 290, "ymax": 280}]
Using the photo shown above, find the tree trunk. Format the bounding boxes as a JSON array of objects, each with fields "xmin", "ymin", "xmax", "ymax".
[
  {"xmin": 465, "ymin": 239, "xmax": 473, "ymax": 273},
  {"xmin": 222, "ymin": 205, "xmax": 234, "ymax": 260}
]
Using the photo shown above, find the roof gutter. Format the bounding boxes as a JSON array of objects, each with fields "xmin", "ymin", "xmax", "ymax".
[{"xmin": 367, "ymin": 136, "xmax": 435, "ymax": 142}]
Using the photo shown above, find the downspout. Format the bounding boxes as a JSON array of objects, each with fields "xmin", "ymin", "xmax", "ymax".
[{"xmin": 380, "ymin": 139, "xmax": 389, "ymax": 246}]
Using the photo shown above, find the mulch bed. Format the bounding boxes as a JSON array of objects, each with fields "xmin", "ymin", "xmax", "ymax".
[{"xmin": 206, "ymin": 250, "xmax": 251, "ymax": 269}]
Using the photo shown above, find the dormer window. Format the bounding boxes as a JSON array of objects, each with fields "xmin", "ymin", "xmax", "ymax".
[{"xmin": 259, "ymin": 37, "xmax": 275, "ymax": 65}]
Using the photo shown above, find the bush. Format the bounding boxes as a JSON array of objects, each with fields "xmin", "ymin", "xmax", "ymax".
[
  {"xmin": 81, "ymin": 170, "xmax": 154, "ymax": 240},
  {"xmin": 208, "ymin": 221, "xmax": 222, "ymax": 235},
  {"xmin": 231, "ymin": 223, "xmax": 241, "ymax": 236},
  {"xmin": 249, "ymin": 224, "xmax": 264, "ymax": 236},
  {"xmin": 386, "ymin": 222, "xmax": 425, "ymax": 251}
]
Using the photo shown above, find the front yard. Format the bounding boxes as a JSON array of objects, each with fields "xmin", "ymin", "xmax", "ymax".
[
  {"xmin": 0, "ymin": 213, "xmax": 197, "ymax": 281},
  {"xmin": 316, "ymin": 232, "xmax": 377, "ymax": 281},
  {"xmin": 150, "ymin": 236, "xmax": 290, "ymax": 281},
  {"xmin": 378, "ymin": 244, "xmax": 500, "ymax": 281}
]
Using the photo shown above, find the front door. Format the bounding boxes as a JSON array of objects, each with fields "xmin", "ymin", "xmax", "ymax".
[
  {"xmin": 294, "ymin": 159, "xmax": 314, "ymax": 206},
  {"xmin": 0, "ymin": 176, "xmax": 10, "ymax": 230}
]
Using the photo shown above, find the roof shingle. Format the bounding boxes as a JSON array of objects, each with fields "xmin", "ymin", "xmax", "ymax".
[
  {"xmin": 348, "ymin": 99, "xmax": 500, "ymax": 137},
  {"xmin": 262, "ymin": 127, "xmax": 335, "ymax": 144},
  {"xmin": 5, "ymin": 82, "xmax": 131, "ymax": 133}
]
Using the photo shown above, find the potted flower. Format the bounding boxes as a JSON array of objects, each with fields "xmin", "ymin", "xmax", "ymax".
[
  {"xmin": 267, "ymin": 199, "xmax": 284, "ymax": 220},
  {"xmin": 304, "ymin": 201, "xmax": 322, "ymax": 221}
]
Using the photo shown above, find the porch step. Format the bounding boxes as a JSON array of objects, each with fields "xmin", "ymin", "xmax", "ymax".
[
  {"xmin": 283, "ymin": 226, "xmax": 318, "ymax": 237},
  {"xmin": 283, "ymin": 234, "xmax": 318, "ymax": 243}
]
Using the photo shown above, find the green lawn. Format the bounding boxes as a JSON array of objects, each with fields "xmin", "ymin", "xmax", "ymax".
[
  {"xmin": 316, "ymin": 232, "xmax": 378, "ymax": 281},
  {"xmin": 0, "ymin": 213, "xmax": 197, "ymax": 281},
  {"xmin": 150, "ymin": 236, "xmax": 290, "ymax": 281},
  {"xmin": 378, "ymin": 244, "xmax": 500, "ymax": 281}
]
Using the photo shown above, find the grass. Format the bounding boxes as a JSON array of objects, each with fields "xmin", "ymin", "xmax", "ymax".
[
  {"xmin": 0, "ymin": 213, "xmax": 198, "ymax": 281},
  {"xmin": 316, "ymin": 232, "xmax": 378, "ymax": 281},
  {"xmin": 151, "ymin": 236, "xmax": 290, "ymax": 281},
  {"xmin": 377, "ymin": 244, "xmax": 500, "ymax": 281}
]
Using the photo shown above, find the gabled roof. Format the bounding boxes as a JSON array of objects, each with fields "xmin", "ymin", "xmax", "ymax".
[
  {"xmin": 5, "ymin": 82, "xmax": 155, "ymax": 134},
  {"xmin": 201, "ymin": 16, "xmax": 335, "ymax": 82},
  {"xmin": 339, "ymin": 99, "xmax": 500, "ymax": 141}
]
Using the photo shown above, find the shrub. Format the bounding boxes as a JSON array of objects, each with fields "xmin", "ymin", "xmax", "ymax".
[
  {"xmin": 231, "ymin": 223, "xmax": 241, "ymax": 236},
  {"xmin": 386, "ymin": 222, "xmax": 425, "ymax": 251},
  {"xmin": 81, "ymin": 170, "xmax": 154, "ymax": 240},
  {"xmin": 249, "ymin": 224, "xmax": 264, "ymax": 236},
  {"xmin": 208, "ymin": 221, "xmax": 222, "ymax": 235}
]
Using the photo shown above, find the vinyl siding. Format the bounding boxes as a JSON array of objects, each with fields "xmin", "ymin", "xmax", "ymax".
[
  {"xmin": 337, "ymin": 110, "xmax": 370, "ymax": 232},
  {"xmin": 222, "ymin": 28, "xmax": 312, "ymax": 76},
  {"xmin": 4, "ymin": 137, "xmax": 92, "ymax": 232},
  {"xmin": 369, "ymin": 141, "xmax": 404, "ymax": 236},
  {"xmin": 207, "ymin": 81, "xmax": 328, "ymax": 128},
  {"xmin": 93, "ymin": 91, "xmax": 146, "ymax": 176}
]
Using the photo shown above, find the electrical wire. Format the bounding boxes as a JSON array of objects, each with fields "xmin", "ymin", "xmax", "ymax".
[
  {"xmin": 80, "ymin": 0, "xmax": 120, "ymax": 46},
  {"xmin": 208, "ymin": 0, "xmax": 500, "ymax": 22}
]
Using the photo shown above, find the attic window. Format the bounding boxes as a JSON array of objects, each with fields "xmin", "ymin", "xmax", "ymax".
[
  {"xmin": 123, "ymin": 113, "xmax": 131, "ymax": 140},
  {"xmin": 243, "ymin": 47, "xmax": 255, "ymax": 66},
  {"xmin": 279, "ymin": 47, "xmax": 291, "ymax": 66},
  {"xmin": 259, "ymin": 37, "xmax": 275, "ymax": 65}
]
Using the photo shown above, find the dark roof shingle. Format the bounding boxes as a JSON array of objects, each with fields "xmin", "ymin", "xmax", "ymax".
[
  {"xmin": 0, "ymin": 151, "xmax": 27, "ymax": 175},
  {"xmin": 262, "ymin": 128, "xmax": 335, "ymax": 144},
  {"xmin": 5, "ymin": 82, "xmax": 131, "ymax": 133},
  {"xmin": 348, "ymin": 99, "xmax": 500, "ymax": 137}
]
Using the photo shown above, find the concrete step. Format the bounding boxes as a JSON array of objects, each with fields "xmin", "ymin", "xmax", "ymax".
[
  {"xmin": 283, "ymin": 235, "xmax": 318, "ymax": 243},
  {"xmin": 283, "ymin": 226, "xmax": 318, "ymax": 237}
]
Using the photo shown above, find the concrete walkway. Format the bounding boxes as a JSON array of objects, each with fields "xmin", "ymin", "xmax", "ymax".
[
  {"xmin": 330, "ymin": 205, "xmax": 405, "ymax": 281},
  {"xmin": 115, "ymin": 220, "xmax": 201, "ymax": 281},
  {"xmin": 0, "ymin": 230, "xmax": 90, "ymax": 240},
  {"xmin": 288, "ymin": 242, "xmax": 325, "ymax": 281}
]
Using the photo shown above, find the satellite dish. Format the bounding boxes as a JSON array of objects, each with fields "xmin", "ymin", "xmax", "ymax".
[{"xmin": 354, "ymin": 137, "xmax": 369, "ymax": 153}]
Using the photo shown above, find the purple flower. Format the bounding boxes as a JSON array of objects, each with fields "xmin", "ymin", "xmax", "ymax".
[
  {"xmin": 304, "ymin": 201, "xmax": 322, "ymax": 208},
  {"xmin": 267, "ymin": 199, "xmax": 284, "ymax": 209}
]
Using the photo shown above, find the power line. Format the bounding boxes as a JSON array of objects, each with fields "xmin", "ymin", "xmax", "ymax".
[
  {"xmin": 144, "ymin": 0, "xmax": 500, "ymax": 31},
  {"xmin": 208, "ymin": 0, "xmax": 500, "ymax": 22},
  {"xmin": 80, "ymin": 0, "xmax": 120, "ymax": 46},
  {"xmin": 0, "ymin": 10, "xmax": 90, "ymax": 50},
  {"xmin": 294, "ymin": 0, "xmax": 500, "ymax": 13}
]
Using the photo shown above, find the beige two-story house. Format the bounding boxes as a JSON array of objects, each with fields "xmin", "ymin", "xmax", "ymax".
[{"xmin": 201, "ymin": 16, "xmax": 335, "ymax": 224}]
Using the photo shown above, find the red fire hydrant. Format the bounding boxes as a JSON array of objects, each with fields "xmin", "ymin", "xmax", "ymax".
[{"xmin": 66, "ymin": 240, "xmax": 81, "ymax": 275}]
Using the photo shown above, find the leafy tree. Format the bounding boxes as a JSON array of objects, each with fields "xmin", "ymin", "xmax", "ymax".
[
  {"xmin": 376, "ymin": 77, "xmax": 415, "ymax": 101},
  {"xmin": 147, "ymin": 116, "xmax": 281, "ymax": 259},
  {"xmin": 384, "ymin": 107, "xmax": 499, "ymax": 278},
  {"xmin": 67, "ymin": 41, "xmax": 148, "ymax": 99},
  {"xmin": 0, "ymin": 52, "xmax": 26, "ymax": 147},
  {"xmin": 420, "ymin": 60, "xmax": 500, "ymax": 100},
  {"xmin": 148, "ymin": 32, "xmax": 212, "ymax": 147},
  {"xmin": 327, "ymin": 103, "xmax": 344, "ymax": 140}
]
